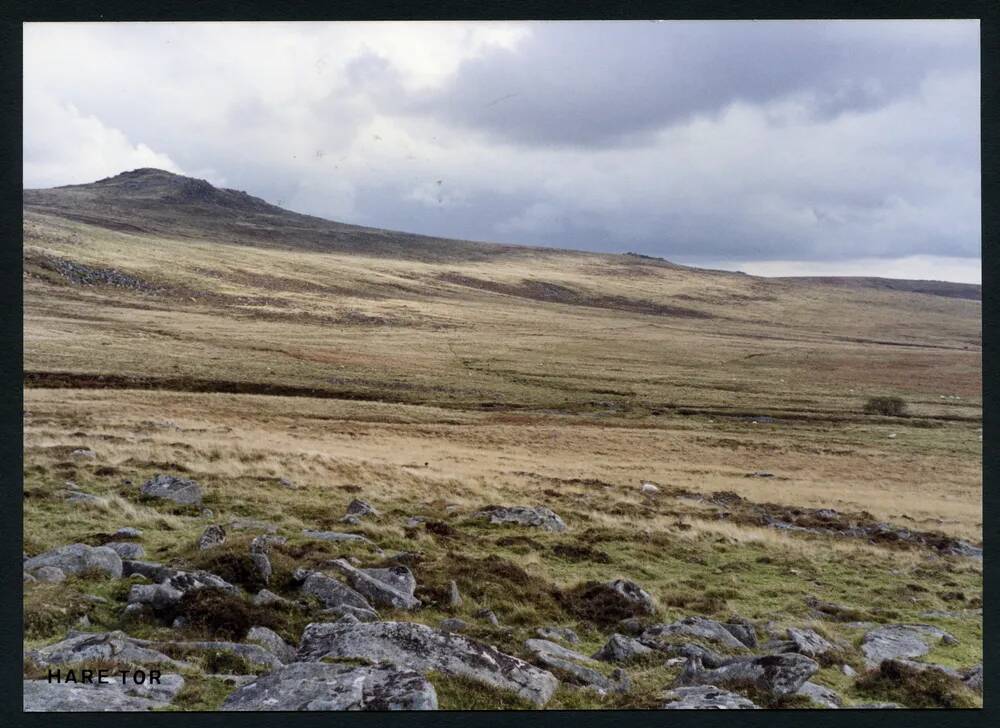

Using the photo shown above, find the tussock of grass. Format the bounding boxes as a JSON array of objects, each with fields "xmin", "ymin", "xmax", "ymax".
[{"xmin": 853, "ymin": 660, "xmax": 979, "ymax": 709}]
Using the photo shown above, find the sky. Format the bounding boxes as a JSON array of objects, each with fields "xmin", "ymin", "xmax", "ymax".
[{"xmin": 23, "ymin": 21, "xmax": 981, "ymax": 283}]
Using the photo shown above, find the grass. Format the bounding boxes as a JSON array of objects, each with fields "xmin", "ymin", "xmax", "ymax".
[{"xmin": 21, "ymin": 208, "xmax": 982, "ymax": 710}]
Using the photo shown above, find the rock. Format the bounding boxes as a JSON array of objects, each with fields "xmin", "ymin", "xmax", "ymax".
[
  {"xmin": 141, "ymin": 474, "xmax": 203, "ymax": 506},
  {"xmin": 122, "ymin": 560, "xmax": 175, "ymax": 582},
  {"xmin": 448, "ymin": 580, "xmax": 463, "ymax": 608},
  {"xmin": 617, "ymin": 617, "xmax": 645, "ymax": 635},
  {"xmin": 301, "ymin": 572, "xmax": 373, "ymax": 612},
  {"xmin": 33, "ymin": 566, "xmax": 67, "ymax": 583},
  {"xmin": 340, "ymin": 515, "xmax": 361, "ymax": 525},
  {"xmin": 298, "ymin": 621, "xmax": 559, "ymax": 706},
  {"xmin": 327, "ymin": 559, "xmax": 420, "ymax": 610},
  {"xmin": 220, "ymin": 662, "xmax": 437, "ymax": 711},
  {"xmin": 198, "ymin": 524, "xmax": 226, "ymax": 550},
  {"xmin": 24, "ymin": 676, "xmax": 184, "ymax": 712},
  {"xmin": 252, "ymin": 589, "xmax": 295, "ymax": 608},
  {"xmin": 250, "ymin": 534, "xmax": 286, "ymax": 553},
  {"xmin": 229, "ymin": 518, "xmax": 278, "ymax": 533},
  {"xmin": 302, "ymin": 529, "xmax": 376, "ymax": 547},
  {"xmin": 860, "ymin": 624, "xmax": 956, "ymax": 667},
  {"xmin": 71, "ymin": 448, "xmax": 97, "ymax": 459},
  {"xmin": 76, "ymin": 615, "xmax": 91, "ymax": 628},
  {"xmin": 593, "ymin": 633, "xmax": 654, "ymax": 663},
  {"xmin": 661, "ymin": 685, "xmax": 758, "ymax": 709},
  {"xmin": 278, "ymin": 477, "xmax": 296, "ymax": 489},
  {"xmin": 105, "ymin": 542, "xmax": 145, "ymax": 560},
  {"xmin": 24, "ymin": 543, "xmax": 123, "ymax": 579},
  {"xmin": 64, "ymin": 490, "xmax": 102, "ymax": 504},
  {"xmin": 962, "ymin": 665, "xmax": 982, "ymax": 694},
  {"xmin": 346, "ymin": 499, "xmax": 379, "ymax": 519},
  {"xmin": 475, "ymin": 608, "xmax": 500, "ymax": 626},
  {"xmin": 841, "ymin": 664, "xmax": 857, "ymax": 678},
  {"xmin": 674, "ymin": 653, "xmax": 819, "ymax": 698},
  {"xmin": 787, "ymin": 627, "xmax": 834, "ymax": 658},
  {"xmin": 723, "ymin": 620, "xmax": 758, "ymax": 648},
  {"xmin": 25, "ymin": 631, "xmax": 186, "ymax": 669},
  {"xmin": 171, "ymin": 616, "xmax": 187, "ymax": 629},
  {"xmin": 848, "ymin": 703, "xmax": 902, "ymax": 709},
  {"xmin": 642, "ymin": 617, "xmax": 748, "ymax": 651},
  {"xmin": 536, "ymin": 626, "xmax": 580, "ymax": 644},
  {"xmin": 113, "ymin": 527, "xmax": 143, "ymax": 539},
  {"xmin": 440, "ymin": 618, "xmax": 468, "ymax": 633},
  {"xmin": 474, "ymin": 505, "xmax": 567, "ymax": 532},
  {"xmin": 525, "ymin": 638, "xmax": 627, "ymax": 695},
  {"xmin": 797, "ymin": 681, "xmax": 842, "ymax": 708},
  {"xmin": 662, "ymin": 643, "xmax": 734, "ymax": 669},
  {"xmin": 640, "ymin": 481, "xmax": 661, "ymax": 495},
  {"xmin": 127, "ymin": 569, "xmax": 236, "ymax": 609},
  {"xmin": 143, "ymin": 640, "xmax": 284, "ymax": 670},
  {"xmin": 128, "ymin": 583, "xmax": 185, "ymax": 610},
  {"xmin": 251, "ymin": 552, "xmax": 272, "ymax": 585},
  {"xmin": 23, "ymin": 571, "xmax": 36, "ymax": 583},
  {"xmin": 246, "ymin": 626, "xmax": 296, "ymax": 663},
  {"xmin": 322, "ymin": 604, "xmax": 382, "ymax": 622}
]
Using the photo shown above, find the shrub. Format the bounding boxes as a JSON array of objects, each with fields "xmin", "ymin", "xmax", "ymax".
[{"xmin": 864, "ymin": 396, "xmax": 907, "ymax": 416}]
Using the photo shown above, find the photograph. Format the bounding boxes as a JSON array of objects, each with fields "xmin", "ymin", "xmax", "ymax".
[{"xmin": 21, "ymin": 18, "xmax": 982, "ymax": 711}]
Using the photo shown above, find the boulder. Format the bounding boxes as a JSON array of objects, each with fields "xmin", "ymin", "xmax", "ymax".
[
  {"xmin": 474, "ymin": 608, "xmax": 500, "ymax": 626},
  {"xmin": 302, "ymin": 529, "xmax": 376, "ymax": 547},
  {"xmin": 105, "ymin": 542, "xmax": 145, "ymax": 560},
  {"xmin": 251, "ymin": 552, "xmax": 272, "ymax": 585},
  {"xmin": 24, "ymin": 675, "xmax": 184, "ymax": 712},
  {"xmin": 113, "ymin": 527, "xmax": 143, "ymax": 539},
  {"xmin": 674, "ymin": 653, "xmax": 819, "ymax": 698},
  {"xmin": 346, "ymin": 499, "xmax": 379, "ymax": 519},
  {"xmin": 640, "ymin": 482, "xmax": 661, "ymax": 495},
  {"xmin": 122, "ymin": 560, "xmax": 176, "ymax": 582},
  {"xmin": 298, "ymin": 621, "xmax": 559, "ymax": 706},
  {"xmin": 440, "ymin": 618, "xmax": 468, "ymax": 633},
  {"xmin": 536, "ymin": 626, "xmax": 580, "ymax": 644},
  {"xmin": 198, "ymin": 524, "xmax": 226, "ymax": 550},
  {"xmin": 797, "ymin": 681, "xmax": 842, "ymax": 708},
  {"xmin": 661, "ymin": 685, "xmax": 758, "ymax": 709},
  {"xmin": 141, "ymin": 474, "xmax": 203, "ymax": 506},
  {"xmin": 221, "ymin": 662, "xmax": 437, "ymax": 711},
  {"xmin": 128, "ymin": 583, "xmax": 184, "ymax": 610},
  {"xmin": 301, "ymin": 572, "xmax": 373, "ymax": 612},
  {"xmin": 327, "ymin": 560, "xmax": 420, "ymax": 610},
  {"xmin": 962, "ymin": 665, "xmax": 982, "ymax": 694},
  {"xmin": 140, "ymin": 640, "xmax": 283, "ymax": 670},
  {"xmin": 474, "ymin": 505, "xmax": 567, "ymax": 532},
  {"xmin": 33, "ymin": 566, "xmax": 67, "ymax": 583},
  {"xmin": 252, "ymin": 589, "xmax": 296, "ymax": 609},
  {"xmin": 448, "ymin": 580, "xmax": 463, "ymax": 608},
  {"xmin": 525, "ymin": 638, "xmax": 627, "ymax": 695},
  {"xmin": 787, "ymin": 627, "xmax": 834, "ymax": 658},
  {"xmin": 593, "ymin": 633, "xmax": 654, "ymax": 663},
  {"xmin": 642, "ymin": 617, "xmax": 748, "ymax": 651},
  {"xmin": 246, "ymin": 626, "xmax": 297, "ymax": 664},
  {"xmin": 127, "ymin": 569, "xmax": 236, "ymax": 609},
  {"xmin": 24, "ymin": 543, "xmax": 122, "ymax": 579},
  {"xmin": 860, "ymin": 624, "xmax": 956, "ymax": 667},
  {"xmin": 25, "ymin": 631, "xmax": 186, "ymax": 669}
]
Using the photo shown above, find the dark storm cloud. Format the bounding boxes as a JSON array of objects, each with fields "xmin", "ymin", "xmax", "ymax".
[{"xmin": 403, "ymin": 21, "xmax": 977, "ymax": 147}]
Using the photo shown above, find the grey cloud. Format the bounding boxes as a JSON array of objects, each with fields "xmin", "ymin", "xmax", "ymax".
[{"xmin": 395, "ymin": 21, "xmax": 977, "ymax": 147}]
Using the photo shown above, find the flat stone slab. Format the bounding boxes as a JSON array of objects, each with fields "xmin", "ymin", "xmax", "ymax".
[
  {"xmin": 221, "ymin": 662, "xmax": 437, "ymax": 711},
  {"xmin": 24, "ymin": 675, "xmax": 185, "ymax": 712},
  {"xmin": 642, "ymin": 617, "xmax": 748, "ymax": 651},
  {"xmin": 24, "ymin": 543, "xmax": 122, "ymax": 579},
  {"xmin": 141, "ymin": 474, "xmax": 203, "ymax": 506},
  {"xmin": 298, "ymin": 621, "xmax": 559, "ymax": 706},
  {"xmin": 661, "ymin": 685, "xmax": 758, "ymax": 709},
  {"xmin": 25, "ymin": 631, "xmax": 187, "ymax": 670},
  {"xmin": 860, "ymin": 624, "xmax": 956, "ymax": 667},
  {"xmin": 474, "ymin": 505, "xmax": 567, "ymax": 532},
  {"xmin": 327, "ymin": 559, "xmax": 420, "ymax": 610}
]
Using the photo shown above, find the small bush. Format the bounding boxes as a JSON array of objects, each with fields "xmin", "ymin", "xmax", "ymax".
[
  {"xmin": 854, "ymin": 659, "xmax": 978, "ymax": 708},
  {"xmin": 864, "ymin": 396, "xmax": 907, "ymax": 416}
]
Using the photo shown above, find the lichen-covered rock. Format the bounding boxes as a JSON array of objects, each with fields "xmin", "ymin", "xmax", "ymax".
[
  {"xmin": 298, "ymin": 621, "xmax": 559, "ymax": 706},
  {"xmin": 440, "ymin": 618, "xmax": 468, "ymax": 632},
  {"xmin": 127, "ymin": 568, "xmax": 236, "ymax": 609},
  {"xmin": 860, "ymin": 625, "xmax": 956, "ymax": 667},
  {"xmin": 24, "ymin": 543, "xmax": 122, "ymax": 579},
  {"xmin": 593, "ymin": 633, "xmax": 654, "ymax": 663},
  {"xmin": 642, "ymin": 617, "xmax": 748, "ymax": 651},
  {"xmin": 797, "ymin": 681, "xmax": 842, "ymax": 708},
  {"xmin": 525, "ymin": 638, "xmax": 627, "ymax": 695},
  {"xmin": 448, "ymin": 580, "xmax": 463, "ymax": 608},
  {"xmin": 221, "ymin": 662, "xmax": 437, "ymax": 711},
  {"xmin": 787, "ymin": 627, "xmax": 834, "ymax": 658},
  {"xmin": 661, "ymin": 685, "xmax": 757, "ymax": 709},
  {"xmin": 141, "ymin": 474, "xmax": 203, "ymax": 506},
  {"xmin": 139, "ymin": 640, "xmax": 283, "ymax": 670},
  {"xmin": 327, "ymin": 559, "xmax": 420, "ymax": 610},
  {"xmin": 198, "ymin": 524, "xmax": 226, "ymax": 550},
  {"xmin": 24, "ymin": 675, "xmax": 185, "ymax": 712},
  {"xmin": 33, "ymin": 566, "xmax": 67, "ymax": 583},
  {"xmin": 246, "ymin": 626, "xmax": 296, "ymax": 664},
  {"xmin": 962, "ymin": 664, "xmax": 982, "ymax": 694},
  {"xmin": 252, "ymin": 589, "xmax": 296, "ymax": 609},
  {"xmin": 537, "ymin": 626, "xmax": 580, "ymax": 644},
  {"xmin": 674, "ymin": 653, "xmax": 818, "ymax": 698},
  {"xmin": 105, "ymin": 542, "xmax": 145, "ymax": 560},
  {"xmin": 251, "ymin": 551, "xmax": 272, "ymax": 585},
  {"xmin": 474, "ymin": 505, "xmax": 567, "ymax": 532},
  {"xmin": 113, "ymin": 527, "xmax": 143, "ymax": 539},
  {"xmin": 302, "ymin": 529, "xmax": 376, "ymax": 546},
  {"xmin": 301, "ymin": 572, "xmax": 373, "ymax": 612},
  {"xmin": 346, "ymin": 499, "xmax": 379, "ymax": 519},
  {"xmin": 25, "ymin": 631, "xmax": 185, "ymax": 669},
  {"xmin": 122, "ymin": 560, "xmax": 176, "ymax": 582}
]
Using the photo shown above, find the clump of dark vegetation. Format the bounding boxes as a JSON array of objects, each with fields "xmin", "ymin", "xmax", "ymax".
[
  {"xmin": 854, "ymin": 660, "xmax": 978, "ymax": 708},
  {"xmin": 424, "ymin": 520, "xmax": 459, "ymax": 539},
  {"xmin": 864, "ymin": 396, "xmax": 907, "ymax": 416},
  {"xmin": 551, "ymin": 542, "xmax": 612, "ymax": 564},
  {"xmin": 172, "ymin": 587, "xmax": 301, "ymax": 643},
  {"xmin": 662, "ymin": 589, "xmax": 731, "ymax": 615},
  {"xmin": 558, "ymin": 581, "xmax": 656, "ymax": 627}
]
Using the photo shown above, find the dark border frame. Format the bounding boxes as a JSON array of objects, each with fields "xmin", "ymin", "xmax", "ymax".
[{"xmin": 1, "ymin": 2, "xmax": 994, "ymax": 727}]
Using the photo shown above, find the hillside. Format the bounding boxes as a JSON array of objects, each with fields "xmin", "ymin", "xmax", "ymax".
[{"xmin": 22, "ymin": 169, "xmax": 983, "ymax": 710}]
